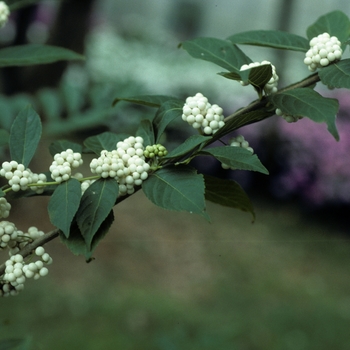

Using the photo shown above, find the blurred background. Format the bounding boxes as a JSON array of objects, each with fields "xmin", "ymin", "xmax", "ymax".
[{"xmin": 1, "ymin": 0, "xmax": 350, "ymax": 349}]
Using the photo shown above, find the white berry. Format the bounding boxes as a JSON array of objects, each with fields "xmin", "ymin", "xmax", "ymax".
[
  {"xmin": 304, "ymin": 33, "xmax": 342, "ymax": 71},
  {"xmin": 182, "ymin": 93, "xmax": 225, "ymax": 135}
]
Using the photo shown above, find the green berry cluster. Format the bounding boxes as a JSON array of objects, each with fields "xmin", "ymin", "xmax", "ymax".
[{"xmin": 143, "ymin": 144, "xmax": 168, "ymax": 159}]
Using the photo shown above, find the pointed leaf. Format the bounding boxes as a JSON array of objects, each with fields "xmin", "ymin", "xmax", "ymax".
[
  {"xmin": 319, "ymin": 59, "xmax": 350, "ymax": 89},
  {"xmin": 153, "ymin": 100, "xmax": 183, "ymax": 143},
  {"xmin": 164, "ymin": 134, "xmax": 211, "ymax": 160},
  {"xmin": 48, "ymin": 179, "xmax": 81, "ymax": 238},
  {"xmin": 201, "ymin": 146, "xmax": 269, "ymax": 174},
  {"xmin": 136, "ymin": 119, "xmax": 155, "ymax": 146},
  {"xmin": 0, "ymin": 44, "xmax": 84, "ymax": 67},
  {"xmin": 112, "ymin": 95, "xmax": 180, "ymax": 107},
  {"xmin": 228, "ymin": 30, "xmax": 309, "ymax": 52},
  {"xmin": 76, "ymin": 178, "xmax": 119, "ymax": 250},
  {"xmin": 9, "ymin": 106, "xmax": 42, "ymax": 167},
  {"xmin": 217, "ymin": 71, "xmax": 242, "ymax": 81},
  {"xmin": 181, "ymin": 37, "xmax": 251, "ymax": 72},
  {"xmin": 270, "ymin": 88, "xmax": 339, "ymax": 140},
  {"xmin": 84, "ymin": 132, "xmax": 129, "ymax": 154},
  {"xmin": 0, "ymin": 129, "xmax": 9, "ymax": 147},
  {"xmin": 204, "ymin": 175, "xmax": 255, "ymax": 220},
  {"xmin": 142, "ymin": 165, "xmax": 209, "ymax": 219},
  {"xmin": 60, "ymin": 210, "xmax": 114, "ymax": 261},
  {"xmin": 48, "ymin": 140, "xmax": 82, "ymax": 157},
  {"xmin": 247, "ymin": 64, "xmax": 273, "ymax": 93},
  {"xmin": 306, "ymin": 11, "xmax": 350, "ymax": 45}
]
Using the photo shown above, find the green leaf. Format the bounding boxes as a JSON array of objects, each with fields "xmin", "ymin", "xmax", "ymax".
[
  {"xmin": 136, "ymin": 119, "xmax": 155, "ymax": 146},
  {"xmin": 181, "ymin": 37, "xmax": 251, "ymax": 72},
  {"xmin": 48, "ymin": 140, "xmax": 82, "ymax": 157},
  {"xmin": 201, "ymin": 146, "xmax": 269, "ymax": 174},
  {"xmin": 247, "ymin": 64, "xmax": 273, "ymax": 95},
  {"xmin": 9, "ymin": 106, "xmax": 42, "ymax": 167},
  {"xmin": 60, "ymin": 210, "xmax": 114, "ymax": 261},
  {"xmin": 76, "ymin": 178, "xmax": 119, "ymax": 250},
  {"xmin": 204, "ymin": 175, "xmax": 255, "ymax": 220},
  {"xmin": 153, "ymin": 100, "xmax": 183, "ymax": 143},
  {"xmin": 84, "ymin": 132, "xmax": 129, "ymax": 154},
  {"xmin": 217, "ymin": 71, "xmax": 242, "ymax": 81},
  {"xmin": 0, "ymin": 129, "xmax": 9, "ymax": 147},
  {"xmin": 218, "ymin": 64, "xmax": 273, "ymax": 91},
  {"xmin": 48, "ymin": 179, "xmax": 82, "ymax": 238},
  {"xmin": 164, "ymin": 134, "xmax": 211, "ymax": 160},
  {"xmin": 319, "ymin": 59, "xmax": 350, "ymax": 89},
  {"xmin": 142, "ymin": 165, "xmax": 209, "ymax": 220},
  {"xmin": 227, "ymin": 30, "xmax": 309, "ymax": 52},
  {"xmin": 0, "ymin": 44, "xmax": 84, "ymax": 67},
  {"xmin": 0, "ymin": 189, "xmax": 4, "ymax": 197},
  {"xmin": 270, "ymin": 88, "xmax": 339, "ymax": 140},
  {"xmin": 112, "ymin": 95, "xmax": 179, "ymax": 107},
  {"xmin": 306, "ymin": 11, "xmax": 350, "ymax": 45}
]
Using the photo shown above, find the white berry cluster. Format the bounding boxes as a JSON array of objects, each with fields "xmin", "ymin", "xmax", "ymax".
[
  {"xmin": 304, "ymin": 33, "xmax": 342, "ymax": 72},
  {"xmin": 275, "ymin": 108, "xmax": 302, "ymax": 123},
  {"xmin": 90, "ymin": 136, "xmax": 150, "ymax": 196},
  {"xmin": 0, "ymin": 161, "xmax": 47, "ymax": 193},
  {"xmin": 0, "ymin": 1, "xmax": 9, "ymax": 28},
  {"xmin": 182, "ymin": 93, "xmax": 225, "ymax": 135},
  {"xmin": 0, "ymin": 197, "xmax": 11, "ymax": 219},
  {"xmin": 222, "ymin": 135, "xmax": 254, "ymax": 170},
  {"xmin": 240, "ymin": 60, "xmax": 279, "ymax": 94},
  {"xmin": 0, "ymin": 224, "xmax": 52, "ymax": 297},
  {"xmin": 0, "ymin": 221, "xmax": 17, "ymax": 249},
  {"xmin": 0, "ymin": 223, "xmax": 44, "ymax": 254},
  {"xmin": 49, "ymin": 149, "xmax": 83, "ymax": 183}
]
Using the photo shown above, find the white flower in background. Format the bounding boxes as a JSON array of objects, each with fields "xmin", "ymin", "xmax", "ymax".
[{"xmin": 0, "ymin": 2, "xmax": 10, "ymax": 28}]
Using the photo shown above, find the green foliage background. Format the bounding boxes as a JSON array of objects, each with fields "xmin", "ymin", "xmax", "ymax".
[{"xmin": 1, "ymin": 198, "xmax": 350, "ymax": 350}]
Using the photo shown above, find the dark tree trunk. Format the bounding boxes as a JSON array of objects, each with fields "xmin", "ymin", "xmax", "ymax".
[{"xmin": 1, "ymin": 0, "xmax": 96, "ymax": 94}]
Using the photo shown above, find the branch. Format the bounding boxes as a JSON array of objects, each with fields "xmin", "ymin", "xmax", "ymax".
[
  {"xmin": 225, "ymin": 72, "xmax": 320, "ymax": 122},
  {"xmin": 0, "ymin": 73, "xmax": 323, "ymax": 278}
]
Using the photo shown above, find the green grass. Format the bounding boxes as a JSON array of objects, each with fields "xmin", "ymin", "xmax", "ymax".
[{"xmin": 1, "ymin": 195, "xmax": 350, "ymax": 349}]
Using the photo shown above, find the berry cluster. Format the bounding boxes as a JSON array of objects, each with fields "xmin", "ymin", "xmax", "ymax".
[
  {"xmin": 49, "ymin": 149, "xmax": 83, "ymax": 183},
  {"xmin": 0, "ymin": 221, "xmax": 17, "ymax": 249},
  {"xmin": 143, "ymin": 144, "xmax": 168, "ymax": 158},
  {"xmin": 240, "ymin": 60, "xmax": 279, "ymax": 94},
  {"xmin": 0, "ymin": 224, "xmax": 52, "ymax": 297},
  {"xmin": 222, "ymin": 135, "xmax": 254, "ymax": 169},
  {"xmin": 90, "ymin": 136, "xmax": 150, "ymax": 196},
  {"xmin": 0, "ymin": 161, "xmax": 47, "ymax": 193},
  {"xmin": 0, "ymin": 197, "xmax": 11, "ymax": 219},
  {"xmin": 304, "ymin": 33, "xmax": 342, "ymax": 72},
  {"xmin": 0, "ymin": 1, "xmax": 9, "ymax": 28},
  {"xmin": 182, "ymin": 93, "xmax": 225, "ymax": 135},
  {"xmin": 275, "ymin": 108, "xmax": 302, "ymax": 123}
]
